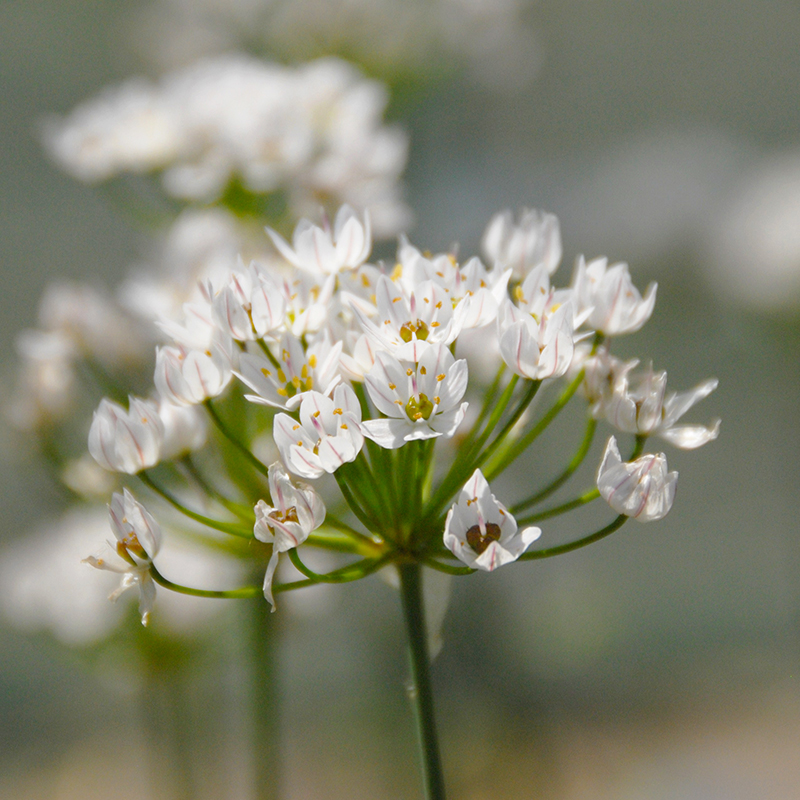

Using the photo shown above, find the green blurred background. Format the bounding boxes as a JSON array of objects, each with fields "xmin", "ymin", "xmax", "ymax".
[{"xmin": 1, "ymin": 1, "xmax": 799, "ymax": 797}]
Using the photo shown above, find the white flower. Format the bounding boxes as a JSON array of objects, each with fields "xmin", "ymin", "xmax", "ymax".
[
  {"xmin": 482, "ymin": 208, "xmax": 562, "ymax": 280},
  {"xmin": 599, "ymin": 362, "xmax": 721, "ymax": 449},
  {"xmin": 88, "ymin": 397, "xmax": 165, "ymax": 474},
  {"xmin": 443, "ymin": 469, "xmax": 540, "ymax": 571},
  {"xmin": 353, "ymin": 275, "xmax": 460, "ymax": 362},
  {"xmin": 254, "ymin": 463, "xmax": 326, "ymax": 610},
  {"xmin": 83, "ymin": 489, "xmax": 162, "ymax": 625},
  {"xmin": 273, "ymin": 384, "xmax": 364, "ymax": 478},
  {"xmin": 572, "ymin": 256, "xmax": 657, "ymax": 336},
  {"xmin": 157, "ymin": 399, "xmax": 208, "ymax": 459},
  {"xmin": 362, "ymin": 344, "xmax": 468, "ymax": 449},
  {"xmin": 154, "ymin": 341, "xmax": 234, "ymax": 405},
  {"xmin": 267, "ymin": 205, "xmax": 371, "ymax": 276},
  {"xmin": 596, "ymin": 437, "xmax": 678, "ymax": 522},
  {"xmin": 235, "ymin": 331, "xmax": 342, "ymax": 410}
]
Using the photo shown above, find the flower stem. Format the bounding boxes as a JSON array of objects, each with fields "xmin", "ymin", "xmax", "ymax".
[
  {"xmin": 398, "ymin": 562, "xmax": 447, "ymax": 800},
  {"xmin": 205, "ymin": 399, "xmax": 271, "ymax": 479}
]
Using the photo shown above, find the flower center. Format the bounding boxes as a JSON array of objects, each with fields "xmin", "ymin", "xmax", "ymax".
[
  {"xmin": 117, "ymin": 533, "xmax": 146, "ymax": 561},
  {"xmin": 270, "ymin": 506, "xmax": 299, "ymax": 526},
  {"xmin": 405, "ymin": 393, "xmax": 434, "ymax": 421},
  {"xmin": 466, "ymin": 522, "xmax": 501, "ymax": 555},
  {"xmin": 399, "ymin": 320, "xmax": 429, "ymax": 343}
]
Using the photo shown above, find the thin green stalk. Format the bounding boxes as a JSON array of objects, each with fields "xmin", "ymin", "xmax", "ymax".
[
  {"xmin": 398, "ymin": 562, "xmax": 447, "ymax": 800},
  {"xmin": 456, "ymin": 363, "xmax": 507, "ymax": 454},
  {"xmin": 517, "ymin": 487, "xmax": 600, "ymax": 525},
  {"xmin": 511, "ymin": 417, "xmax": 598, "ymax": 513},
  {"xmin": 205, "ymin": 399, "xmax": 271, "ymax": 479},
  {"xmin": 139, "ymin": 471, "xmax": 254, "ymax": 538},
  {"xmin": 334, "ymin": 472, "xmax": 382, "ymax": 533},
  {"xmin": 150, "ymin": 564, "xmax": 261, "ymax": 598},
  {"xmin": 519, "ymin": 514, "xmax": 629, "ymax": 560},
  {"xmin": 287, "ymin": 549, "xmax": 391, "ymax": 583},
  {"xmin": 421, "ymin": 557, "xmax": 476, "ymax": 576},
  {"xmin": 484, "ymin": 369, "xmax": 585, "ymax": 481},
  {"xmin": 179, "ymin": 456, "xmax": 253, "ymax": 519}
]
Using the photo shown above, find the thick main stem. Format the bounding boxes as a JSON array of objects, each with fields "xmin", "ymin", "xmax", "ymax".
[{"xmin": 398, "ymin": 562, "xmax": 447, "ymax": 800}]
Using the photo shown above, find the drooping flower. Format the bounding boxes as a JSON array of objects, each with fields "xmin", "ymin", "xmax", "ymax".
[
  {"xmin": 83, "ymin": 489, "xmax": 162, "ymax": 625},
  {"xmin": 88, "ymin": 397, "xmax": 165, "ymax": 474},
  {"xmin": 253, "ymin": 463, "xmax": 326, "ymax": 610},
  {"xmin": 572, "ymin": 256, "xmax": 657, "ymax": 336},
  {"xmin": 273, "ymin": 383, "xmax": 364, "ymax": 478},
  {"xmin": 596, "ymin": 436, "xmax": 678, "ymax": 522},
  {"xmin": 362, "ymin": 344, "xmax": 468, "ymax": 449},
  {"xmin": 443, "ymin": 469, "xmax": 540, "ymax": 571}
]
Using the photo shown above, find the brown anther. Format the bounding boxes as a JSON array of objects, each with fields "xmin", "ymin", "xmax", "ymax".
[{"xmin": 466, "ymin": 522, "xmax": 502, "ymax": 555}]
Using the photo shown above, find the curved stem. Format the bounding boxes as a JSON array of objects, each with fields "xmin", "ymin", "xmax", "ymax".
[
  {"xmin": 511, "ymin": 417, "xmax": 598, "ymax": 514},
  {"xmin": 517, "ymin": 487, "xmax": 600, "ymax": 525},
  {"xmin": 179, "ymin": 456, "xmax": 253, "ymax": 520},
  {"xmin": 287, "ymin": 548, "xmax": 390, "ymax": 583},
  {"xmin": 150, "ymin": 564, "xmax": 261, "ymax": 598},
  {"xmin": 398, "ymin": 562, "xmax": 447, "ymax": 800},
  {"xmin": 421, "ymin": 557, "xmax": 476, "ymax": 576},
  {"xmin": 484, "ymin": 369, "xmax": 585, "ymax": 481},
  {"xmin": 139, "ymin": 471, "xmax": 254, "ymax": 538},
  {"xmin": 205, "ymin": 399, "xmax": 271, "ymax": 479},
  {"xmin": 519, "ymin": 514, "xmax": 629, "ymax": 560}
]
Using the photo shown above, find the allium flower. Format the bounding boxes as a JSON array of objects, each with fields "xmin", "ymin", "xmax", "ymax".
[
  {"xmin": 354, "ymin": 275, "xmax": 460, "ymax": 362},
  {"xmin": 154, "ymin": 341, "xmax": 234, "ymax": 405},
  {"xmin": 443, "ymin": 469, "xmax": 540, "ymax": 571},
  {"xmin": 267, "ymin": 205, "xmax": 372, "ymax": 276},
  {"xmin": 596, "ymin": 437, "xmax": 678, "ymax": 522},
  {"xmin": 236, "ymin": 331, "xmax": 342, "ymax": 409},
  {"xmin": 482, "ymin": 208, "xmax": 562, "ymax": 280},
  {"xmin": 83, "ymin": 489, "xmax": 162, "ymax": 625},
  {"xmin": 88, "ymin": 397, "xmax": 165, "ymax": 474},
  {"xmin": 497, "ymin": 268, "xmax": 577, "ymax": 381},
  {"xmin": 599, "ymin": 361, "xmax": 721, "ymax": 449},
  {"xmin": 273, "ymin": 384, "xmax": 364, "ymax": 478},
  {"xmin": 254, "ymin": 463, "xmax": 326, "ymax": 609},
  {"xmin": 572, "ymin": 256, "xmax": 657, "ymax": 336},
  {"xmin": 362, "ymin": 344, "xmax": 468, "ymax": 448}
]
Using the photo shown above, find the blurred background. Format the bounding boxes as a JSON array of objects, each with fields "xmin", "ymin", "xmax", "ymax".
[{"xmin": 1, "ymin": 0, "xmax": 799, "ymax": 797}]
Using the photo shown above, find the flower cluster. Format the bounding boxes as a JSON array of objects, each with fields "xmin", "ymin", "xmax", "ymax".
[
  {"xmin": 44, "ymin": 56, "xmax": 410, "ymax": 235},
  {"xmin": 75, "ymin": 203, "xmax": 719, "ymax": 621}
]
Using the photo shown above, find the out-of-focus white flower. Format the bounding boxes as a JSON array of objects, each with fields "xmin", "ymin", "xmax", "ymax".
[
  {"xmin": 7, "ymin": 329, "xmax": 77, "ymax": 430},
  {"xmin": 60, "ymin": 455, "xmax": 119, "ymax": 499},
  {"xmin": 157, "ymin": 399, "xmax": 208, "ymax": 459},
  {"xmin": 572, "ymin": 256, "xmax": 657, "ymax": 336},
  {"xmin": 88, "ymin": 397, "xmax": 164, "ymax": 474},
  {"xmin": 443, "ymin": 469, "xmax": 540, "ymax": 571},
  {"xmin": 598, "ymin": 361, "xmax": 720, "ymax": 449},
  {"xmin": 0, "ymin": 508, "xmax": 127, "ymax": 646},
  {"xmin": 83, "ymin": 489, "xmax": 162, "ymax": 625},
  {"xmin": 254, "ymin": 462, "xmax": 326, "ymax": 609},
  {"xmin": 155, "ymin": 341, "xmax": 233, "ymax": 406},
  {"xmin": 44, "ymin": 56, "xmax": 410, "ymax": 236},
  {"xmin": 267, "ymin": 205, "xmax": 371, "ymax": 276},
  {"xmin": 362, "ymin": 344, "xmax": 468, "ymax": 448},
  {"xmin": 703, "ymin": 153, "xmax": 800, "ymax": 311},
  {"xmin": 482, "ymin": 208, "xmax": 562, "ymax": 280},
  {"xmin": 273, "ymin": 384, "xmax": 364, "ymax": 478},
  {"xmin": 596, "ymin": 436, "xmax": 677, "ymax": 522}
]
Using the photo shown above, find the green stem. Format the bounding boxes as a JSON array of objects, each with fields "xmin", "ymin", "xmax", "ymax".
[
  {"xmin": 150, "ymin": 564, "xmax": 261, "ymax": 598},
  {"xmin": 205, "ymin": 399, "xmax": 271, "ymax": 479},
  {"xmin": 484, "ymin": 369, "xmax": 585, "ymax": 481},
  {"xmin": 287, "ymin": 548, "xmax": 390, "ymax": 583},
  {"xmin": 519, "ymin": 514, "xmax": 629, "ymax": 560},
  {"xmin": 179, "ymin": 456, "xmax": 253, "ymax": 519},
  {"xmin": 398, "ymin": 562, "xmax": 447, "ymax": 800},
  {"xmin": 517, "ymin": 487, "xmax": 600, "ymax": 525},
  {"xmin": 139, "ymin": 471, "xmax": 254, "ymax": 538},
  {"xmin": 511, "ymin": 417, "xmax": 598, "ymax": 514},
  {"xmin": 249, "ymin": 592, "xmax": 280, "ymax": 800}
]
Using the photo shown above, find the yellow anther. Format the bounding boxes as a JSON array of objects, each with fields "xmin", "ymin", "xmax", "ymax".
[{"xmin": 436, "ymin": 373, "xmax": 445, "ymax": 381}]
